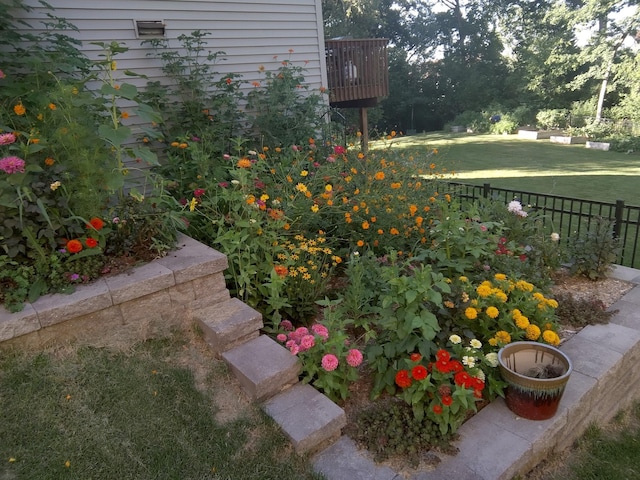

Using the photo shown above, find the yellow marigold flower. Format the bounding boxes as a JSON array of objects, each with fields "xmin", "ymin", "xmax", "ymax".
[
  {"xmin": 533, "ymin": 292, "xmax": 545, "ymax": 301},
  {"xmin": 237, "ymin": 158, "xmax": 252, "ymax": 168},
  {"xmin": 374, "ymin": 171, "xmax": 385, "ymax": 180},
  {"xmin": 353, "ymin": 205, "xmax": 359, "ymax": 212},
  {"xmin": 300, "ymin": 170, "xmax": 309, "ymax": 177},
  {"xmin": 476, "ymin": 284, "xmax": 492, "ymax": 298},
  {"xmin": 515, "ymin": 315, "xmax": 530, "ymax": 329},
  {"xmin": 542, "ymin": 330, "xmax": 560, "ymax": 346},
  {"xmin": 179, "ymin": 142, "xmax": 188, "ymax": 148},
  {"xmin": 357, "ymin": 240, "xmax": 364, "ymax": 247},
  {"xmin": 494, "ymin": 290, "xmax": 508, "ymax": 302},
  {"xmin": 486, "ymin": 306, "xmax": 499, "ymax": 319},
  {"xmin": 546, "ymin": 299, "xmax": 559, "ymax": 309},
  {"xmin": 171, "ymin": 141, "xmax": 179, "ymax": 147},
  {"xmin": 390, "ymin": 227, "xmax": 399, "ymax": 235},
  {"xmin": 354, "ymin": 188, "xmax": 360, "ymax": 194},
  {"xmin": 361, "ymin": 221, "xmax": 369, "ymax": 230},
  {"xmin": 465, "ymin": 307, "xmax": 478, "ymax": 320},
  {"xmin": 489, "ymin": 337, "xmax": 498, "ymax": 346},
  {"xmin": 512, "ymin": 309, "xmax": 522, "ymax": 318},
  {"xmin": 325, "ymin": 184, "xmax": 332, "ymax": 192},
  {"xmin": 311, "ymin": 204, "xmax": 319, "ymax": 213},
  {"xmin": 459, "ymin": 276, "xmax": 468, "ymax": 282},
  {"xmin": 495, "ymin": 330, "xmax": 511, "ymax": 343},
  {"xmin": 526, "ymin": 324, "xmax": 541, "ymax": 341},
  {"xmin": 516, "ymin": 280, "xmax": 534, "ymax": 292},
  {"xmin": 295, "ymin": 183, "xmax": 307, "ymax": 193},
  {"xmin": 494, "ymin": 273, "xmax": 507, "ymax": 281},
  {"xmin": 13, "ymin": 103, "xmax": 26, "ymax": 115},
  {"xmin": 260, "ymin": 194, "xmax": 269, "ymax": 202}
]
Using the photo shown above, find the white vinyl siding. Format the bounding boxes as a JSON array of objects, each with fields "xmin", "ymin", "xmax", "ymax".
[{"xmin": 19, "ymin": 0, "xmax": 328, "ymax": 97}]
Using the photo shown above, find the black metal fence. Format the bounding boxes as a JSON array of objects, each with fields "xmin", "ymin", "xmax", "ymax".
[{"xmin": 443, "ymin": 182, "xmax": 640, "ymax": 269}]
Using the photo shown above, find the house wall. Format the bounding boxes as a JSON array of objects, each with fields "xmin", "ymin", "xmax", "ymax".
[{"xmin": 19, "ymin": 0, "xmax": 328, "ymax": 93}]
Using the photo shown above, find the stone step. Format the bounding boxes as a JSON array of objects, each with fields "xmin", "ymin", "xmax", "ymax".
[
  {"xmin": 194, "ymin": 297, "xmax": 263, "ymax": 355},
  {"xmin": 263, "ymin": 383, "xmax": 346, "ymax": 456},
  {"xmin": 222, "ymin": 334, "xmax": 300, "ymax": 402}
]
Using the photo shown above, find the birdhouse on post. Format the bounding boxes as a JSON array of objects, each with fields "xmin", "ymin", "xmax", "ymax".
[{"xmin": 325, "ymin": 38, "xmax": 389, "ymax": 154}]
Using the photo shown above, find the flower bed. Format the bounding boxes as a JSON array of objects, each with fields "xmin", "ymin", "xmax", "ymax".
[{"xmin": 0, "ymin": 235, "xmax": 229, "ymax": 349}]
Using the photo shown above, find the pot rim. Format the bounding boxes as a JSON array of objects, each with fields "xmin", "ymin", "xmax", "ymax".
[{"xmin": 498, "ymin": 341, "xmax": 573, "ymax": 383}]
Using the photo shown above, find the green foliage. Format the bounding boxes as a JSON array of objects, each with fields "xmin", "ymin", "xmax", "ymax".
[
  {"xmin": 273, "ymin": 300, "xmax": 364, "ymax": 402},
  {"xmin": 450, "ymin": 110, "xmax": 489, "ymax": 133},
  {"xmin": 348, "ymin": 398, "xmax": 454, "ymax": 464},
  {"xmin": 365, "ymin": 256, "xmax": 450, "ymax": 398},
  {"xmin": 566, "ymin": 216, "xmax": 621, "ymax": 280},
  {"xmin": 536, "ymin": 109, "xmax": 569, "ymax": 130},
  {"xmin": 489, "ymin": 114, "xmax": 519, "ymax": 135},
  {"xmin": 246, "ymin": 57, "xmax": 326, "ymax": 147},
  {"xmin": 0, "ymin": 255, "xmax": 33, "ymax": 312}
]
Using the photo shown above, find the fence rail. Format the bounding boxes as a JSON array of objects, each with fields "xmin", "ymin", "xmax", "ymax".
[{"xmin": 443, "ymin": 182, "xmax": 640, "ymax": 269}]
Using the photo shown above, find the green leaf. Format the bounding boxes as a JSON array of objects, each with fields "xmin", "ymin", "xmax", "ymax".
[
  {"xmin": 98, "ymin": 124, "xmax": 131, "ymax": 147},
  {"xmin": 117, "ymin": 83, "xmax": 138, "ymax": 100}
]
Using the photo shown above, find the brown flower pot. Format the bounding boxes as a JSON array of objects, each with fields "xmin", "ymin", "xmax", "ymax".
[{"xmin": 498, "ymin": 341, "xmax": 572, "ymax": 421}]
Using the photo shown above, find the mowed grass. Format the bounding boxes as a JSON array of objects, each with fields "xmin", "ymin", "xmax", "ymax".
[
  {"xmin": 0, "ymin": 332, "xmax": 323, "ymax": 480},
  {"xmin": 384, "ymin": 132, "xmax": 640, "ymax": 206},
  {"xmin": 523, "ymin": 402, "xmax": 640, "ymax": 480}
]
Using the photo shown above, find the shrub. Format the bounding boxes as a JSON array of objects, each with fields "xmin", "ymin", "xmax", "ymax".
[
  {"xmin": 566, "ymin": 216, "xmax": 621, "ymax": 280},
  {"xmin": 536, "ymin": 109, "xmax": 569, "ymax": 130}
]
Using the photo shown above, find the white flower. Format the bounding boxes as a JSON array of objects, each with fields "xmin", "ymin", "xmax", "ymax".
[
  {"xmin": 231, "ymin": 180, "xmax": 240, "ymax": 185},
  {"xmin": 462, "ymin": 355, "xmax": 476, "ymax": 368},
  {"xmin": 248, "ymin": 150, "xmax": 257, "ymax": 155},
  {"xmin": 475, "ymin": 370, "xmax": 486, "ymax": 382},
  {"xmin": 249, "ymin": 219, "xmax": 257, "ymax": 224},
  {"xmin": 470, "ymin": 339, "xmax": 482, "ymax": 349},
  {"xmin": 449, "ymin": 334, "xmax": 462, "ymax": 344},
  {"xmin": 50, "ymin": 181, "xmax": 61, "ymax": 191},
  {"xmin": 353, "ymin": 251, "xmax": 360, "ymax": 256},
  {"xmin": 550, "ymin": 232, "xmax": 560, "ymax": 242},
  {"xmin": 271, "ymin": 199, "xmax": 281, "ymax": 206},
  {"xmin": 485, "ymin": 352, "xmax": 499, "ymax": 368},
  {"xmin": 517, "ymin": 209, "xmax": 528, "ymax": 218},
  {"xmin": 507, "ymin": 200, "xmax": 523, "ymax": 213}
]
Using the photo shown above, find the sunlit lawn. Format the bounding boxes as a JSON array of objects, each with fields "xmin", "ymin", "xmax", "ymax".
[{"xmin": 382, "ymin": 132, "xmax": 640, "ymax": 206}]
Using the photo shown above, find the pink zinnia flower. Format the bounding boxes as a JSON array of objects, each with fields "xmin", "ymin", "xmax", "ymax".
[
  {"xmin": 299, "ymin": 334, "xmax": 315, "ymax": 351},
  {"xmin": 321, "ymin": 354, "xmax": 339, "ymax": 372},
  {"xmin": 290, "ymin": 326, "xmax": 309, "ymax": 342},
  {"xmin": 0, "ymin": 156, "xmax": 25, "ymax": 174},
  {"xmin": 311, "ymin": 324, "xmax": 329, "ymax": 340},
  {"xmin": 0, "ymin": 133, "xmax": 16, "ymax": 145},
  {"xmin": 289, "ymin": 344, "xmax": 300, "ymax": 355},
  {"xmin": 346, "ymin": 349, "xmax": 363, "ymax": 367},
  {"xmin": 0, "ymin": 69, "xmax": 5, "ymax": 79},
  {"xmin": 280, "ymin": 320, "xmax": 294, "ymax": 331},
  {"xmin": 193, "ymin": 188, "xmax": 205, "ymax": 197},
  {"xmin": 276, "ymin": 333, "xmax": 287, "ymax": 343},
  {"xmin": 333, "ymin": 145, "xmax": 346, "ymax": 155}
]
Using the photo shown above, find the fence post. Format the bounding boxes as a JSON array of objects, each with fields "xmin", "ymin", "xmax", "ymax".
[
  {"xmin": 483, "ymin": 183, "xmax": 490, "ymax": 199},
  {"xmin": 614, "ymin": 199, "xmax": 624, "ymax": 238}
]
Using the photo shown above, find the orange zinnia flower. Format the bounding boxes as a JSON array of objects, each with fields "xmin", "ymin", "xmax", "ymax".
[
  {"xmin": 66, "ymin": 239, "xmax": 83, "ymax": 253},
  {"xmin": 374, "ymin": 171, "xmax": 385, "ymax": 180},
  {"xmin": 274, "ymin": 265, "xmax": 288, "ymax": 278},
  {"xmin": 237, "ymin": 158, "xmax": 252, "ymax": 168},
  {"xmin": 87, "ymin": 217, "xmax": 105, "ymax": 231},
  {"xmin": 85, "ymin": 238, "xmax": 98, "ymax": 248},
  {"xmin": 13, "ymin": 103, "xmax": 26, "ymax": 115}
]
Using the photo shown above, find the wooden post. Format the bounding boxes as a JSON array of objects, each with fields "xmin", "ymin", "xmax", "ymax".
[{"xmin": 359, "ymin": 107, "xmax": 369, "ymax": 155}]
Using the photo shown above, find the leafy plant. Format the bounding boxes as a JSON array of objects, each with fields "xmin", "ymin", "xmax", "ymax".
[
  {"xmin": 273, "ymin": 300, "xmax": 364, "ymax": 402},
  {"xmin": 366, "ymin": 256, "xmax": 451, "ymax": 397},
  {"xmin": 566, "ymin": 216, "xmax": 621, "ymax": 280},
  {"xmin": 348, "ymin": 398, "xmax": 453, "ymax": 464},
  {"xmin": 554, "ymin": 292, "xmax": 617, "ymax": 328},
  {"xmin": 536, "ymin": 109, "xmax": 569, "ymax": 130}
]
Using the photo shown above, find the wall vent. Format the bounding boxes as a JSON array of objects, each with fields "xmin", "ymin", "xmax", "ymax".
[{"xmin": 135, "ymin": 20, "xmax": 165, "ymax": 38}]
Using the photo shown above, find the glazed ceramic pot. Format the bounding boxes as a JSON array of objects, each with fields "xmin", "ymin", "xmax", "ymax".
[{"xmin": 498, "ymin": 341, "xmax": 572, "ymax": 421}]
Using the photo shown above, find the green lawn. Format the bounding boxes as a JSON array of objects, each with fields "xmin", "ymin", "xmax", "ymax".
[
  {"xmin": 384, "ymin": 132, "xmax": 640, "ymax": 206},
  {"xmin": 0, "ymin": 333, "xmax": 323, "ymax": 480}
]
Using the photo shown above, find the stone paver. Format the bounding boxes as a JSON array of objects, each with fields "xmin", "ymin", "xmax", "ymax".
[
  {"xmin": 222, "ymin": 334, "xmax": 300, "ymax": 401},
  {"xmin": 263, "ymin": 383, "xmax": 346, "ymax": 455}
]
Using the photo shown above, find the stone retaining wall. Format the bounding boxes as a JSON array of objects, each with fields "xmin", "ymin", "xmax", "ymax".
[{"xmin": 0, "ymin": 234, "xmax": 229, "ymax": 349}]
